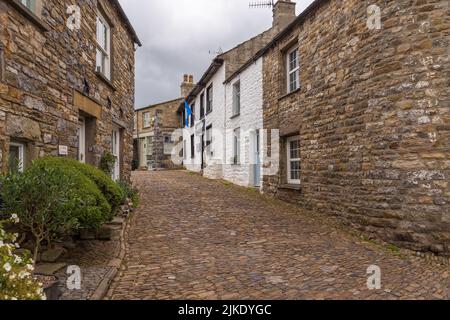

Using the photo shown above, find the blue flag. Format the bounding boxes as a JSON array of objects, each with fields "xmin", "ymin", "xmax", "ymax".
[{"xmin": 184, "ymin": 100, "xmax": 192, "ymax": 128}]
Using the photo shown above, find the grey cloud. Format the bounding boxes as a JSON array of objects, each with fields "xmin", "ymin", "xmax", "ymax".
[{"xmin": 119, "ymin": 0, "xmax": 315, "ymax": 108}]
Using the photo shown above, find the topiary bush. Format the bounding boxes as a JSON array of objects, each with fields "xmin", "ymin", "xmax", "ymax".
[
  {"xmin": 0, "ymin": 215, "xmax": 45, "ymax": 300},
  {"xmin": 1, "ymin": 158, "xmax": 112, "ymax": 261},
  {"xmin": 36, "ymin": 157, "xmax": 125, "ymax": 214}
]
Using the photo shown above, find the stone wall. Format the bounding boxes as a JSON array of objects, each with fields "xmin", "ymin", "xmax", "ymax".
[
  {"xmin": 134, "ymin": 98, "xmax": 183, "ymax": 169},
  {"xmin": 0, "ymin": 0, "xmax": 138, "ymax": 179},
  {"xmin": 262, "ymin": 0, "xmax": 450, "ymax": 255}
]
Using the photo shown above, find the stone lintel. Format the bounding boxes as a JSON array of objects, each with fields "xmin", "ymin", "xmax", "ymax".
[{"xmin": 73, "ymin": 90, "xmax": 102, "ymax": 119}]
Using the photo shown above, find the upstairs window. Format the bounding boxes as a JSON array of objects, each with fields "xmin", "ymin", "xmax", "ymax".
[
  {"xmin": 200, "ymin": 93, "xmax": 205, "ymax": 119},
  {"xmin": 287, "ymin": 46, "xmax": 300, "ymax": 93},
  {"xmin": 21, "ymin": 0, "xmax": 36, "ymax": 12},
  {"xmin": 206, "ymin": 84, "xmax": 213, "ymax": 114},
  {"xmin": 143, "ymin": 112, "xmax": 151, "ymax": 128},
  {"xmin": 232, "ymin": 81, "xmax": 241, "ymax": 117},
  {"xmin": 96, "ymin": 12, "xmax": 111, "ymax": 80}
]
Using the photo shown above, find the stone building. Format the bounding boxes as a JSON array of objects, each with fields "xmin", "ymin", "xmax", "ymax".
[
  {"xmin": 255, "ymin": 0, "xmax": 449, "ymax": 255},
  {"xmin": 0, "ymin": 0, "xmax": 141, "ymax": 180},
  {"xmin": 181, "ymin": 0, "xmax": 296, "ymax": 181},
  {"xmin": 133, "ymin": 74, "xmax": 194, "ymax": 170}
]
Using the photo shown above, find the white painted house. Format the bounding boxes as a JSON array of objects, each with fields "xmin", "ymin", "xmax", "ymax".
[
  {"xmin": 180, "ymin": 0, "xmax": 297, "ymax": 189},
  {"xmin": 223, "ymin": 58, "xmax": 264, "ymax": 188}
]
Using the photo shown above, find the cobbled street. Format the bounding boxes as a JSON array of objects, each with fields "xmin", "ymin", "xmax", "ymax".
[{"xmin": 107, "ymin": 171, "xmax": 449, "ymax": 300}]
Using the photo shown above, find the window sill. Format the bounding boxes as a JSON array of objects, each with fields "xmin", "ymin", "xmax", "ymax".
[
  {"xmin": 230, "ymin": 113, "xmax": 240, "ymax": 120},
  {"xmin": 278, "ymin": 87, "xmax": 301, "ymax": 101},
  {"xmin": 279, "ymin": 184, "xmax": 301, "ymax": 191},
  {"xmin": 95, "ymin": 71, "xmax": 117, "ymax": 91},
  {"xmin": 9, "ymin": 0, "xmax": 50, "ymax": 32}
]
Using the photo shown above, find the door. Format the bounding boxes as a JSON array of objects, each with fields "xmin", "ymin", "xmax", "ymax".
[
  {"xmin": 77, "ymin": 117, "xmax": 86, "ymax": 163},
  {"xmin": 253, "ymin": 130, "xmax": 261, "ymax": 187},
  {"xmin": 139, "ymin": 138, "xmax": 147, "ymax": 168},
  {"xmin": 111, "ymin": 126, "xmax": 121, "ymax": 181},
  {"xmin": 201, "ymin": 134, "xmax": 205, "ymax": 169}
]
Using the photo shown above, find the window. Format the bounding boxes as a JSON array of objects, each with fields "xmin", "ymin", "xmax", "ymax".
[
  {"xmin": 287, "ymin": 46, "xmax": 300, "ymax": 93},
  {"xmin": 21, "ymin": 0, "xmax": 36, "ymax": 12},
  {"xmin": 96, "ymin": 12, "xmax": 111, "ymax": 80},
  {"xmin": 233, "ymin": 128, "xmax": 241, "ymax": 165},
  {"xmin": 206, "ymin": 85, "xmax": 213, "ymax": 114},
  {"xmin": 164, "ymin": 135, "xmax": 174, "ymax": 155},
  {"xmin": 183, "ymin": 140, "xmax": 187, "ymax": 160},
  {"xmin": 287, "ymin": 136, "xmax": 301, "ymax": 184},
  {"xmin": 205, "ymin": 125, "xmax": 212, "ymax": 147},
  {"xmin": 190, "ymin": 135, "xmax": 195, "ymax": 158},
  {"xmin": 232, "ymin": 81, "xmax": 240, "ymax": 117},
  {"xmin": 190, "ymin": 103, "xmax": 195, "ymax": 128},
  {"xmin": 9, "ymin": 142, "xmax": 25, "ymax": 173},
  {"xmin": 200, "ymin": 94, "xmax": 205, "ymax": 119},
  {"xmin": 143, "ymin": 112, "xmax": 151, "ymax": 128}
]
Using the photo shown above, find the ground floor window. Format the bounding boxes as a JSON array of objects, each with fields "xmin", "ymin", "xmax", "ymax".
[
  {"xmin": 286, "ymin": 135, "xmax": 301, "ymax": 184},
  {"xmin": 8, "ymin": 142, "xmax": 25, "ymax": 173}
]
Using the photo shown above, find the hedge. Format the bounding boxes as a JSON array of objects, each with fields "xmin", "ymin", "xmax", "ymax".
[{"xmin": 36, "ymin": 157, "xmax": 125, "ymax": 214}]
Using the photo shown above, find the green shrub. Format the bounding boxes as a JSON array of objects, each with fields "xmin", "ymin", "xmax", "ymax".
[
  {"xmin": 1, "ymin": 159, "xmax": 112, "ymax": 261},
  {"xmin": 36, "ymin": 157, "xmax": 125, "ymax": 214},
  {"xmin": 0, "ymin": 215, "xmax": 45, "ymax": 300},
  {"xmin": 117, "ymin": 180, "xmax": 140, "ymax": 208},
  {"xmin": 99, "ymin": 152, "xmax": 117, "ymax": 176}
]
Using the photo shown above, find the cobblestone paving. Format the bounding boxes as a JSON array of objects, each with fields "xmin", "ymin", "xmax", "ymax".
[
  {"xmin": 107, "ymin": 171, "xmax": 449, "ymax": 300},
  {"xmin": 57, "ymin": 240, "xmax": 119, "ymax": 300}
]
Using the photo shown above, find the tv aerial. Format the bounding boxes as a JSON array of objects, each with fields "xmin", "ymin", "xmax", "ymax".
[{"xmin": 249, "ymin": 0, "xmax": 275, "ymax": 9}]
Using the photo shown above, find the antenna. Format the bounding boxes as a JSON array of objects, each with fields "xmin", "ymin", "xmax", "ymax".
[
  {"xmin": 208, "ymin": 47, "xmax": 223, "ymax": 55},
  {"xmin": 249, "ymin": 0, "xmax": 274, "ymax": 9}
]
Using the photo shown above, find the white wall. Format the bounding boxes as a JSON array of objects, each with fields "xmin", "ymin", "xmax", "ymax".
[{"xmin": 224, "ymin": 58, "xmax": 264, "ymax": 188}]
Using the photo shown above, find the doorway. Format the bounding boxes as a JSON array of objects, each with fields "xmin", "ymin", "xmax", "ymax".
[
  {"xmin": 253, "ymin": 129, "xmax": 261, "ymax": 187},
  {"xmin": 77, "ymin": 117, "xmax": 86, "ymax": 163},
  {"xmin": 111, "ymin": 126, "xmax": 121, "ymax": 181}
]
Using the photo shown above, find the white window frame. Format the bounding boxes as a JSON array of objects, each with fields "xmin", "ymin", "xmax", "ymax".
[
  {"xmin": 232, "ymin": 80, "xmax": 241, "ymax": 117},
  {"xmin": 286, "ymin": 46, "xmax": 300, "ymax": 94},
  {"xmin": 143, "ymin": 112, "xmax": 151, "ymax": 128},
  {"xmin": 206, "ymin": 84, "xmax": 213, "ymax": 114},
  {"xmin": 96, "ymin": 11, "xmax": 111, "ymax": 80},
  {"xmin": 78, "ymin": 117, "xmax": 86, "ymax": 163},
  {"xmin": 21, "ymin": 0, "xmax": 36, "ymax": 12},
  {"xmin": 287, "ymin": 135, "xmax": 301, "ymax": 185},
  {"xmin": 9, "ymin": 142, "xmax": 25, "ymax": 173}
]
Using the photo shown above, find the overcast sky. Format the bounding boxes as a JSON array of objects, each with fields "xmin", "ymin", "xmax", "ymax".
[{"xmin": 118, "ymin": 0, "xmax": 315, "ymax": 108}]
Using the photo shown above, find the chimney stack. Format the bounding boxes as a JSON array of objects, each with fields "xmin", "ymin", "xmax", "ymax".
[
  {"xmin": 180, "ymin": 74, "xmax": 195, "ymax": 98},
  {"xmin": 273, "ymin": 0, "xmax": 296, "ymax": 32}
]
